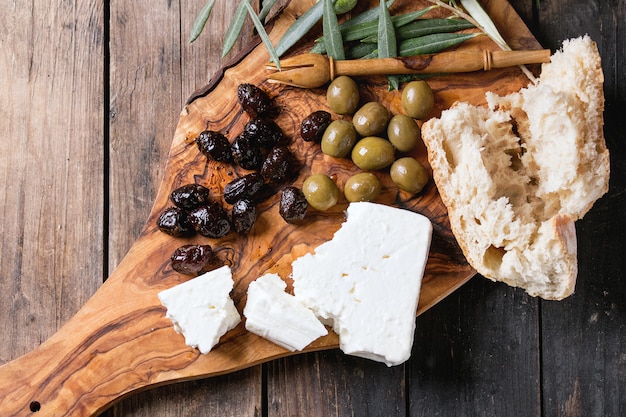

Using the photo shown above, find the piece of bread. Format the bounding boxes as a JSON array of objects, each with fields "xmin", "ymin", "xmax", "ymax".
[{"xmin": 421, "ymin": 36, "xmax": 610, "ymax": 300}]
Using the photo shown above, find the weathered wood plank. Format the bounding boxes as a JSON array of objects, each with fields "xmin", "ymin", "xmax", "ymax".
[
  {"xmin": 105, "ymin": 0, "xmax": 263, "ymax": 415},
  {"xmin": 107, "ymin": 0, "xmax": 183, "ymax": 268},
  {"xmin": 181, "ymin": 1, "xmax": 262, "ymax": 98},
  {"xmin": 536, "ymin": 1, "xmax": 626, "ymax": 416},
  {"xmin": 0, "ymin": 0, "xmax": 104, "ymax": 363},
  {"xmin": 107, "ymin": 368, "xmax": 262, "ymax": 417},
  {"xmin": 409, "ymin": 278, "xmax": 541, "ymax": 416},
  {"xmin": 268, "ymin": 352, "xmax": 406, "ymax": 417}
]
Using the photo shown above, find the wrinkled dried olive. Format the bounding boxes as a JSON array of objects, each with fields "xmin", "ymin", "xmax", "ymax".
[
  {"xmin": 243, "ymin": 118, "xmax": 285, "ymax": 149},
  {"xmin": 238, "ymin": 83, "xmax": 272, "ymax": 117},
  {"xmin": 231, "ymin": 199, "xmax": 257, "ymax": 235},
  {"xmin": 300, "ymin": 110, "xmax": 332, "ymax": 142},
  {"xmin": 261, "ymin": 146, "xmax": 295, "ymax": 184},
  {"xmin": 157, "ymin": 207, "xmax": 194, "ymax": 237},
  {"xmin": 223, "ymin": 172, "xmax": 265, "ymax": 204},
  {"xmin": 279, "ymin": 186, "xmax": 308, "ymax": 223},
  {"xmin": 231, "ymin": 133, "xmax": 264, "ymax": 170},
  {"xmin": 170, "ymin": 183, "xmax": 211, "ymax": 211},
  {"xmin": 195, "ymin": 130, "xmax": 232, "ymax": 162},
  {"xmin": 188, "ymin": 202, "xmax": 231, "ymax": 238},
  {"xmin": 171, "ymin": 244, "xmax": 213, "ymax": 275}
]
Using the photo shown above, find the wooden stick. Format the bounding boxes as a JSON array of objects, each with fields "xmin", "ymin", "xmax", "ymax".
[{"xmin": 331, "ymin": 49, "xmax": 551, "ymax": 78}]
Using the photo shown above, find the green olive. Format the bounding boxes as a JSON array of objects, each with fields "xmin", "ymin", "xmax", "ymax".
[
  {"xmin": 344, "ymin": 172, "xmax": 382, "ymax": 202},
  {"xmin": 401, "ymin": 80, "xmax": 434, "ymax": 120},
  {"xmin": 390, "ymin": 157, "xmax": 429, "ymax": 194},
  {"xmin": 326, "ymin": 76, "xmax": 359, "ymax": 115},
  {"xmin": 351, "ymin": 137, "xmax": 395, "ymax": 171},
  {"xmin": 387, "ymin": 114, "xmax": 421, "ymax": 152},
  {"xmin": 302, "ymin": 174, "xmax": 340, "ymax": 211},
  {"xmin": 321, "ymin": 120, "xmax": 358, "ymax": 158},
  {"xmin": 352, "ymin": 102, "xmax": 390, "ymax": 137}
]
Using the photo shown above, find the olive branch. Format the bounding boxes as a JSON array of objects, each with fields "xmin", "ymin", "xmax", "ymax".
[{"xmin": 190, "ymin": 0, "xmax": 537, "ymax": 84}]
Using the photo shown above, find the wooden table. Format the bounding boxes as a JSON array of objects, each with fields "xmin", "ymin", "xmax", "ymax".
[{"xmin": 1, "ymin": 0, "xmax": 624, "ymax": 415}]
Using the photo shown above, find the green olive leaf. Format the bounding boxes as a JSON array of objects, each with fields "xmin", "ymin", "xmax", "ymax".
[
  {"xmin": 189, "ymin": 0, "xmax": 217, "ymax": 43},
  {"xmin": 275, "ymin": 0, "xmax": 326, "ymax": 57},
  {"xmin": 340, "ymin": 0, "xmax": 394, "ymax": 30},
  {"xmin": 395, "ymin": 18, "xmax": 475, "ymax": 40},
  {"xmin": 459, "ymin": 0, "xmax": 509, "ymax": 50},
  {"xmin": 222, "ymin": 1, "xmax": 248, "ymax": 57},
  {"xmin": 323, "ymin": 0, "xmax": 345, "ymax": 60},
  {"xmin": 377, "ymin": 0, "xmax": 399, "ymax": 90},
  {"xmin": 242, "ymin": 0, "xmax": 281, "ymax": 69},
  {"xmin": 377, "ymin": 0, "xmax": 397, "ymax": 59},
  {"xmin": 343, "ymin": 7, "xmax": 436, "ymax": 42},
  {"xmin": 399, "ymin": 32, "xmax": 481, "ymax": 56},
  {"xmin": 259, "ymin": 0, "xmax": 279, "ymax": 22},
  {"xmin": 312, "ymin": 6, "xmax": 435, "ymax": 55},
  {"xmin": 346, "ymin": 41, "xmax": 377, "ymax": 59}
]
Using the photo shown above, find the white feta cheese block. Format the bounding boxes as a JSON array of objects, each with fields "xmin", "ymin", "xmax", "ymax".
[
  {"xmin": 158, "ymin": 265, "xmax": 241, "ymax": 354},
  {"xmin": 291, "ymin": 202, "xmax": 432, "ymax": 366},
  {"xmin": 244, "ymin": 273, "xmax": 328, "ymax": 352}
]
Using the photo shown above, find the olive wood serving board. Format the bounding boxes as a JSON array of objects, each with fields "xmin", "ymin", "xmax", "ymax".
[{"xmin": 0, "ymin": 0, "xmax": 541, "ymax": 415}]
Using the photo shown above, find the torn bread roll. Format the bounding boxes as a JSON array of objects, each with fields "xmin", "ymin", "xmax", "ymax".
[{"xmin": 421, "ymin": 36, "xmax": 610, "ymax": 300}]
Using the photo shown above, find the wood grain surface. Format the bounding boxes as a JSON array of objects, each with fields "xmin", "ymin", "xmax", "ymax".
[{"xmin": 0, "ymin": 0, "xmax": 624, "ymax": 416}]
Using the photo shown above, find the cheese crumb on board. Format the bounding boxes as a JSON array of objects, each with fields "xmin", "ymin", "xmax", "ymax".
[
  {"xmin": 291, "ymin": 202, "xmax": 432, "ymax": 366},
  {"xmin": 158, "ymin": 265, "xmax": 241, "ymax": 354},
  {"xmin": 244, "ymin": 273, "xmax": 328, "ymax": 351}
]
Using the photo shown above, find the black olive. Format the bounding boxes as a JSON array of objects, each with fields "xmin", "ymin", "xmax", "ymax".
[
  {"xmin": 195, "ymin": 130, "xmax": 232, "ymax": 162},
  {"xmin": 170, "ymin": 183, "xmax": 211, "ymax": 211},
  {"xmin": 300, "ymin": 110, "xmax": 332, "ymax": 142},
  {"xmin": 279, "ymin": 187, "xmax": 308, "ymax": 223},
  {"xmin": 231, "ymin": 133, "xmax": 264, "ymax": 170},
  {"xmin": 223, "ymin": 172, "xmax": 265, "ymax": 204},
  {"xmin": 237, "ymin": 83, "xmax": 272, "ymax": 117},
  {"xmin": 157, "ymin": 206, "xmax": 195, "ymax": 237},
  {"xmin": 187, "ymin": 202, "xmax": 231, "ymax": 238},
  {"xmin": 170, "ymin": 244, "xmax": 213, "ymax": 275},
  {"xmin": 261, "ymin": 146, "xmax": 295, "ymax": 184},
  {"xmin": 243, "ymin": 118, "xmax": 285, "ymax": 149},
  {"xmin": 231, "ymin": 199, "xmax": 257, "ymax": 235}
]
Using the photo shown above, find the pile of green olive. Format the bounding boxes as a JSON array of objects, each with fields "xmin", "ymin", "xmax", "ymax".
[{"xmin": 300, "ymin": 76, "xmax": 433, "ymax": 210}]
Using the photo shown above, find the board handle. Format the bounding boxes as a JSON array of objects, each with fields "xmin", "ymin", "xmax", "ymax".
[
  {"xmin": 0, "ymin": 238, "xmax": 332, "ymax": 417},
  {"xmin": 0, "ymin": 277, "xmax": 172, "ymax": 416}
]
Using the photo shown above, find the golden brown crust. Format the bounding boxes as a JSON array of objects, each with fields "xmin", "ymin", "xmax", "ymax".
[
  {"xmin": 551, "ymin": 214, "xmax": 578, "ymax": 300},
  {"xmin": 421, "ymin": 37, "xmax": 608, "ymax": 300}
]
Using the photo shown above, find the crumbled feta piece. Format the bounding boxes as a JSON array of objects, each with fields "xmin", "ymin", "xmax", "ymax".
[
  {"xmin": 158, "ymin": 265, "xmax": 241, "ymax": 354},
  {"xmin": 291, "ymin": 202, "xmax": 432, "ymax": 366},
  {"xmin": 244, "ymin": 273, "xmax": 328, "ymax": 351}
]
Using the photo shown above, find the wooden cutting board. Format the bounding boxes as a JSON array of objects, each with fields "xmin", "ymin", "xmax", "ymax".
[{"xmin": 0, "ymin": 0, "xmax": 541, "ymax": 415}]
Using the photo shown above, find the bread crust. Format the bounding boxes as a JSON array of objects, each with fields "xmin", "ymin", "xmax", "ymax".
[{"xmin": 421, "ymin": 36, "xmax": 609, "ymax": 300}]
